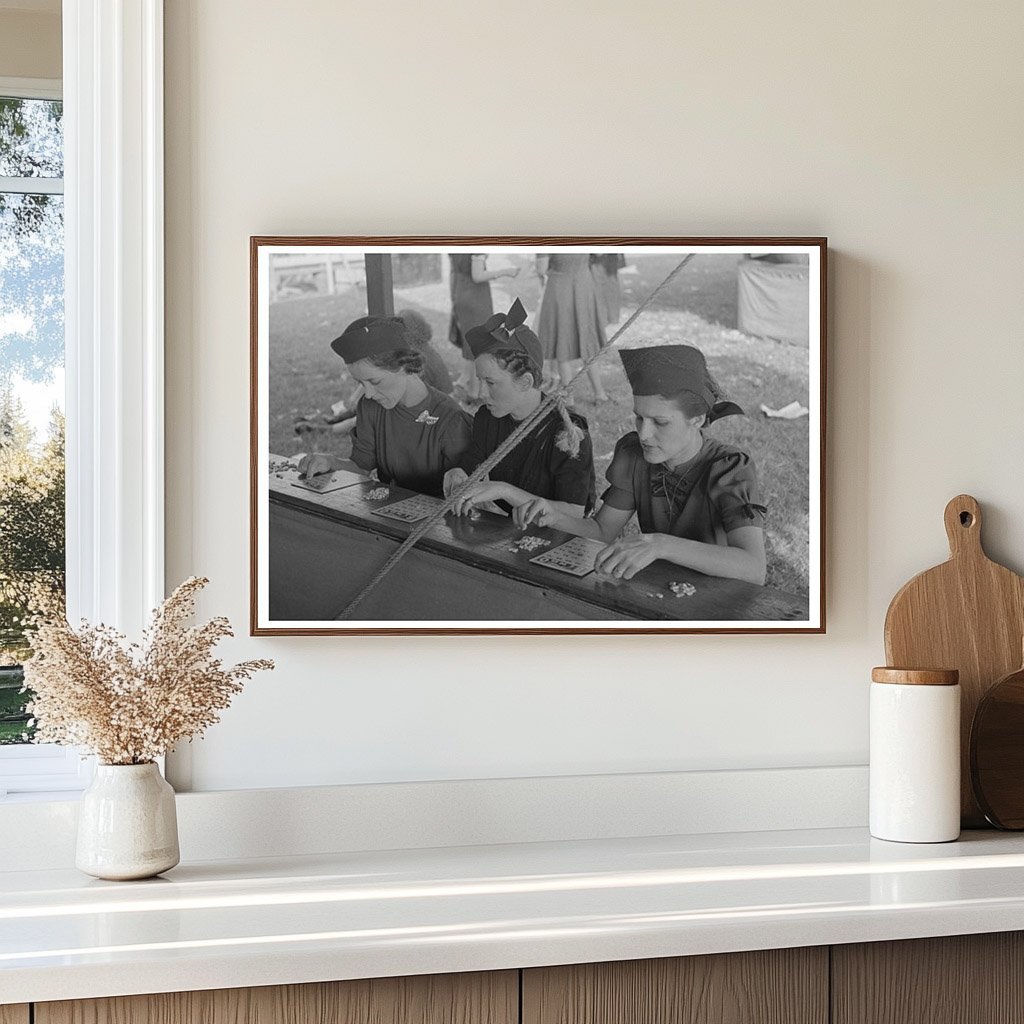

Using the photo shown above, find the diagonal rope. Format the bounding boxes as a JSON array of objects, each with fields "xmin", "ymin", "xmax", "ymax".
[{"xmin": 334, "ymin": 254, "xmax": 695, "ymax": 620}]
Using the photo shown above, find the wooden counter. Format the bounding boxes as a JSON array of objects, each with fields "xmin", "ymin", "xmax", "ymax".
[{"xmin": 266, "ymin": 461, "xmax": 808, "ymax": 624}]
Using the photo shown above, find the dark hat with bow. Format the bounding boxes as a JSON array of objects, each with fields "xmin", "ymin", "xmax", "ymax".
[
  {"xmin": 465, "ymin": 299, "xmax": 544, "ymax": 369},
  {"xmin": 619, "ymin": 345, "xmax": 744, "ymax": 422},
  {"xmin": 330, "ymin": 315, "xmax": 408, "ymax": 363}
]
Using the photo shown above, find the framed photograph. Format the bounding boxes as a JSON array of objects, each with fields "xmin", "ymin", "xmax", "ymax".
[{"xmin": 251, "ymin": 237, "xmax": 826, "ymax": 635}]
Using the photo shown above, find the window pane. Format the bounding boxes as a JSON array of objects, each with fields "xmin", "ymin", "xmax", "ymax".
[
  {"xmin": 0, "ymin": 188, "xmax": 65, "ymax": 745},
  {"xmin": 0, "ymin": 97, "xmax": 63, "ymax": 179}
]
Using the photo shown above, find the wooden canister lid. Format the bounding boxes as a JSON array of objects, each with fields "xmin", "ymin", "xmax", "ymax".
[{"xmin": 871, "ymin": 667, "xmax": 959, "ymax": 686}]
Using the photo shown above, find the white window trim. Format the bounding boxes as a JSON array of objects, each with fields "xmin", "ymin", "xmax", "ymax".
[
  {"xmin": 0, "ymin": 1, "xmax": 165, "ymax": 798},
  {"xmin": 0, "ymin": 175, "xmax": 63, "ymax": 195},
  {"xmin": 0, "ymin": 76, "xmax": 61, "ymax": 100}
]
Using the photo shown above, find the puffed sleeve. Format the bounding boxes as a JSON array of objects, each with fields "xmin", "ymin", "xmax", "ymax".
[
  {"xmin": 600, "ymin": 432, "xmax": 642, "ymax": 512},
  {"xmin": 708, "ymin": 450, "xmax": 768, "ymax": 532},
  {"xmin": 349, "ymin": 396, "xmax": 378, "ymax": 473},
  {"xmin": 457, "ymin": 408, "xmax": 490, "ymax": 474},
  {"xmin": 439, "ymin": 405, "xmax": 473, "ymax": 472},
  {"xmin": 550, "ymin": 416, "xmax": 596, "ymax": 511}
]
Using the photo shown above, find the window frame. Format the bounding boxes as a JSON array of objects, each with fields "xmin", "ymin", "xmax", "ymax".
[
  {"xmin": 0, "ymin": 0, "xmax": 165, "ymax": 799},
  {"xmin": 0, "ymin": 74, "xmax": 77, "ymax": 795}
]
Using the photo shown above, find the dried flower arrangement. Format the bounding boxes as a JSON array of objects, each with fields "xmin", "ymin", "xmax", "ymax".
[{"xmin": 22, "ymin": 576, "xmax": 273, "ymax": 765}]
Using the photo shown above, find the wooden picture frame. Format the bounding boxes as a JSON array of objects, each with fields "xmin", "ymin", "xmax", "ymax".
[{"xmin": 251, "ymin": 237, "xmax": 826, "ymax": 635}]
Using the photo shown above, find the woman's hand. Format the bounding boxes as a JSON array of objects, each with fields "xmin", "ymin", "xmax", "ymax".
[
  {"xmin": 514, "ymin": 497, "xmax": 559, "ymax": 529},
  {"xmin": 501, "ymin": 266, "xmax": 520, "ymax": 279},
  {"xmin": 594, "ymin": 534, "xmax": 664, "ymax": 580},
  {"xmin": 297, "ymin": 453, "xmax": 336, "ymax": 480},
  {"xmin": 443, "ymin": 467, "xmax": 469, "ymax": 498},
  {"xmin": 451, "ymin": 480, "xmax": 508, "ymax": 516}
]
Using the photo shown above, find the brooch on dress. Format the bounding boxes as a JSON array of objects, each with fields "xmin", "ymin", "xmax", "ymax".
[{"xmin": 415, "ymin": 410, "xmax": 439, "ymax": 425}]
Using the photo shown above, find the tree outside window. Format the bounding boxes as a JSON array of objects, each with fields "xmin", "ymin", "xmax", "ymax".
[{"xmin": 0, "ymin": 93, "xmax": 65, "ymax": 744}]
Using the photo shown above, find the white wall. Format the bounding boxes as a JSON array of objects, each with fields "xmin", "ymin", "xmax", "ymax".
[
  {"xmin": 0, "ymin": 8, "xmax": 61, "ymax": 80},
  {"xmin": 163, "ymin": 1, "xmax": 1024, "ymax": 791}
]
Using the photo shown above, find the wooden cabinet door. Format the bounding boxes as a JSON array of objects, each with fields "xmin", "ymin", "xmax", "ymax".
[
  {"xmin": 0, "ymin": 1007, "xmax": 29, "ymax": 1024},
  {"xmin": 832, "ymin": 932, "xmax": 1024, "ymax": 1024},
  {"xmin": 36, "ymin": 971, "xmax": 517, "ymax": 1024},
  {"xmin": 523, "ymin": 949, "xmax": 828, "ymax": 1024}
]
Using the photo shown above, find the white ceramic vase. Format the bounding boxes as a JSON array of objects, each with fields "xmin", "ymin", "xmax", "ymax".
[{"xmin": 76, "ymin": 762, "xmax": 180, "ymax": 880}]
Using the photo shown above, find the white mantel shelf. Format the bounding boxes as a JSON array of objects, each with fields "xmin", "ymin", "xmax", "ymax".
[{"xmin": 5, "ymin": 826, "xmax": 1024, "ymax": 1004}]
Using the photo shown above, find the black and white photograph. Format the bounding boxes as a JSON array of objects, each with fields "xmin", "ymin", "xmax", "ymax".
[{"xmin": 251, "ymin": 238, "xmax": 825, "ymax": 634}]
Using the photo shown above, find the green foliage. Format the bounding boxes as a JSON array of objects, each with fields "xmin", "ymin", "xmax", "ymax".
[
  {"xmin": 0, "ymin": 389, "xmax": 65, "ymax": 667},
  {"xmin": 0, "ymin": 393, "xmax": 65, "ymax": 743},
  {"xmin": 0, "ymin": 664, "xmax": 30, "ymax": 743}
]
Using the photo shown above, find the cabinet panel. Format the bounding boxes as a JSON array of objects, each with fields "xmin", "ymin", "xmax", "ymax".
[
  {"xmin": 36, "ymin": 971, "xmax": 517, "ymax": 1024},
  {"xmin": 832, "ymin": 932, "xmax": 1024, "ymax": 1024},
  {"xmin": 523, "ymin": 948, "xmax": 828, "ymax": 1024},
  {"xmin": 0, "ymin": 1007, "xmax": 29, "ymax": 1024}
]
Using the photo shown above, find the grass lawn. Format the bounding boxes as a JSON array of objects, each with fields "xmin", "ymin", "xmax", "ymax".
[{"xmin": 268, "ymin": 255, "xmax": 811, "ymax": 597}]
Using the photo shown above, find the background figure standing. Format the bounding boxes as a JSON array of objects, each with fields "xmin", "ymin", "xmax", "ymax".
[
  {"xmin": 590, "ymin": 253, "xmax": 627, "ymax": 325},
  {"xmin": 449, "ymin": 254, "xmax": 519, "ymax": 401},
  {"xmin": 535, "ymin": 253, "xmax": 608, "ymax": 401},
  {"xmin": 397, "ymin": 307, "xmax": 454, "ymax": 395}
]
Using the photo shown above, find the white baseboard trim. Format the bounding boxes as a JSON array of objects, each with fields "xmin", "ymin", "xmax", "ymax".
[{"xmin": 0, "ymin": 765, "xmax": 868, "ymax": 872}]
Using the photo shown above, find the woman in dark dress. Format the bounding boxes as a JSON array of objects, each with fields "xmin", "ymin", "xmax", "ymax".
[
  {"xmin": 516, "ymin": 345, "xmax": 767, "ymax": 584},
  {"xmin": 449, "ymin": 253, "xmax": 519, "ymax": 400},
  {"xmin": 444, "ymin": 299, "xmax": 595, "ymax": 518},
  {"xmin": 299, "ymin": 315, "xmax": 471, "ymax": 497}
]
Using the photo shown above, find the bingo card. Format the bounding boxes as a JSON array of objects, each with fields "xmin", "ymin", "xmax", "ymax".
[
  {"xmin": 529, "ymin": 536, "xmax": 607, "ymax": 577},
  {"xmin": 372, "ymin": 494, "xmax": 446, "ymax": 523}
]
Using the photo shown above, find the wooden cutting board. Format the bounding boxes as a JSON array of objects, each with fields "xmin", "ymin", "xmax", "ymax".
[
  {"xmin": 970, "ymin": 650, "xmax": 1024, "ymax": 829},
  {"xmin": 884, "ymin": 494, "xmax": 1024, "ymax": 827}
]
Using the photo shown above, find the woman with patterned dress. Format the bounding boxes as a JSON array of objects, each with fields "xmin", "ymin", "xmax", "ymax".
[
  {"xmin": 535, "ymin": 252, "xmax": 609, "ymax": 401},
  {"xmin": 516, "ymin": 345, "xmax": 768, "ymax": 585}
]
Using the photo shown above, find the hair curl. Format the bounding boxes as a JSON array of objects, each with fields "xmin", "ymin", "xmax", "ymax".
[
  {"xmin": 666, "ymin": 371, "xmax": 726, "ymax": 421},
  {"xmin": 490, "ymin": 347, "xmax": 542, "ymax": 388},
  {"xmin": 366, "ymin": 348, "xmax": 424, "ymax": 376}
]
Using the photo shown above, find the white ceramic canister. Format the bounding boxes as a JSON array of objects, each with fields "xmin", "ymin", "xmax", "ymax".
[{"xmin": 870, "ymin": 667, "xmax": 961, "ymax": 843}]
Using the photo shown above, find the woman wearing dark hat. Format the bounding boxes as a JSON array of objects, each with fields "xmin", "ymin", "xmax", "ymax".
[
  {"xmin": 299, "ymin": 315, "xmax": 471, "ymax": 497},
  {"xmin": 449, "ymin": 254, "xmax": 520, "ymax": 400},
  {"xmin": 444, "ymin": 299, "xmax": 595, "ymax": 518},
  {"xmin": 294, "ymin": 309, "xmax": 452, "ymax": 439},
  {"xmin": 517, "ymin": 344, "xmax": 767, "ymax": 585}
]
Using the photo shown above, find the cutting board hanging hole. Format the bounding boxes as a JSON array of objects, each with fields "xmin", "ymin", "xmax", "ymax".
[{"xmin": 944, "ymin": 494, "xmax": 982, "ymax": 556}]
